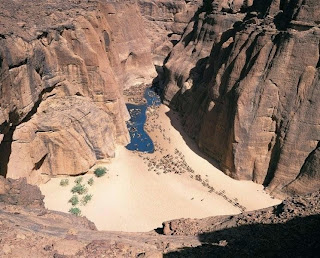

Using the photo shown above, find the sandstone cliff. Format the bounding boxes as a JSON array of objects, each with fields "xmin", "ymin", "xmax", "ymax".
[
  {"xmin": 138, "ymin": 0, "xmax": 202, "ymax": 66},
  {"xmin": 162, "ymin": 0, "xmax": 320, "ymax": 196},
  {"xmin": 0, "ymin": 0, "xmax": 318, "ymax": 194},
  {"xmin": 0, "ymin": 0, "xmax": 156, "ymax": 183}
]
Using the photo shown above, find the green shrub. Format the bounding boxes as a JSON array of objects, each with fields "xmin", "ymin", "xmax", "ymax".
[
  {"xmin": 81, "ymin": 194, "xmax": 93, "ymax": 206},
  {"xmin": 60, "ymin": 179, "xmax": 69, "ymax": 186},
  {"xmin": 69, "ymin": 207, "xmax": 81, "ymax": 216},
  {"xmin": 71, "ymin": 184, "xmax": 88, "ymax": 195},
  {"xmin": 68, "ymin": 195, "xmax": 79, "ymax": 206},
  {"xmin": 74, "ymin": 177, "xmax": 83, "ymax": 184},
  {"xmin": 88, "ymin": 177, "xmax": 94, "ymax": 186},
  {"xmin": 94, "ymin": 167, "xmax": 107, "ymax": 177}
]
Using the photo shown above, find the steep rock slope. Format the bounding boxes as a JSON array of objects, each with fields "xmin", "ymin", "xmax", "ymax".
[
  {"xmin": 162, "ymin": 0, "xmax": 320, "ymax": 196},
  {"xmin": 138, "ymin": 0, "xmax": 203, "ymax": 68},
  {"xmin": 0, "ymin": 0, "xmax": 156, "ymax": 183}
]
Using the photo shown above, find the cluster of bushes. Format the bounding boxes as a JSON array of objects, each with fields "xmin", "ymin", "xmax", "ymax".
[
  {"xmin": 68, "ymin": 207, "xmax": 81, "ymax": 216},
  {"xmin": 71, "ymin": 182, "xmax": 88, "ymax": 195},
  {"xmin": 59, "ymin": 179, "xmax": 69, "ymax": 186},
  {"xmin": 60, "ymin": 166, "xmax": 108, "ymax": 216},
  {"xmin": 94, "ymin": 167, "xmax": 107, "ymax": 177}
]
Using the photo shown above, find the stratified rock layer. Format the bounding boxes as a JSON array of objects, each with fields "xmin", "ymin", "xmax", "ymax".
[
  {"xmin": 162, "ymin": 0, "xmax": 320, "ymax": 196},
  {"xmin": 0, "ymin": 0, "xmax": 156, "ymax": 183}
]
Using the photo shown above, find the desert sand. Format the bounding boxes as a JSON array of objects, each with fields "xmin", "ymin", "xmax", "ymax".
[{"xmin": 40, "ymin": 104, "xmax": 281, "ymax": 232}]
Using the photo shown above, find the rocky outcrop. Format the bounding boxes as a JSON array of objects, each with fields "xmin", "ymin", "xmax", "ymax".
[
  {"xmin": 163, "ymin": 190, "xmax": 320, "ymax": 257},
  {"xmin": 138, "ymin": 0, "xmax": 203, "ymax": 67},
  {"xmin": 161, "ymin": 0, "xmax": 320, "ymax": 196},
  {"xmin": 0, "ymin": 175, "xmax": 44, "ymax": 208},
  {"xmin": 0, "ymin": 177, "xmax": 319, "ymax": 257},
  {"xmin": 163, "ymin": 190, "xmax": 320, "ymax": 236},
  {"xmin": 0, "ymin": 0, "xmax": 156, "ymax": 183}
]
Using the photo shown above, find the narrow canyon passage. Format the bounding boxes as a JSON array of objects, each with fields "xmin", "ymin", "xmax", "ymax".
[{"xmin": 40, "ymin": 88, "xmax": 281, "ymax": 232}]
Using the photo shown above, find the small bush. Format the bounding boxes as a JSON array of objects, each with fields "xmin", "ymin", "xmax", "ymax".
[
  {"xmin": 71, "ymin": 184, "xmax": 88, "ymax": 195},
  {"xmin": 69, "ymin": 207, "xmax": 81, "ymax": 216},
  {"xmin": 94, "ymin": 167, "xmax": 107, "ymax": 177},
  {"xmin": 81, "ymin": 194, "xmax": 93, "ymax": 206},
  {"xmin": 60, "ymin": 179, "xmax": 69, "ymax": 186},
  {"xmin": 68, "ymin": 195, "xmax": 79, "ymax": 206},
  {"xmin": 74, "ymin": 177, "xmax": 83, "ymax": 184},
  {"xmin": 88, "ymin": 177, "xmax": 94, "ymax": 186}
]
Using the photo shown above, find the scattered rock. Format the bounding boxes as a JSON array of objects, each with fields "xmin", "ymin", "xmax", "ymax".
[
  {"xmin": 16, "ymin": 233, "xmax": 26, "ymax": 240},
  {"xmin": 0, "ymin": 177, "xmax": 44, "ymax": 208},
  {"xmin": 53, "ymin": 240, "xmax": 86, "ymax": 256},
  {"xmin": 2, "ymin": 244, "xmax": 12, "ymax": 255},
  {"xmin": 0, "ymin": 176, "xmax": 7, "ymax": 194}
]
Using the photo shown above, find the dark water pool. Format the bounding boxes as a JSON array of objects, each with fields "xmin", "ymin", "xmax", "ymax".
[{"xmin": 125, "ymin": 88, "xmax": 161, "ymax": 153}]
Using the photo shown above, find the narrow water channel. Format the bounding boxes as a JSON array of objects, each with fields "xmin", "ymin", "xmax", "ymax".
[{"xmin": 125, "ymin": 88, "xmax": 161, "ymax": 153}]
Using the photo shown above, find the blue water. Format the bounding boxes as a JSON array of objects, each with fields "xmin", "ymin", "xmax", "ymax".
[{"xmin": 125, "ymin": 87, "xmax": 161, "ymax": 153}]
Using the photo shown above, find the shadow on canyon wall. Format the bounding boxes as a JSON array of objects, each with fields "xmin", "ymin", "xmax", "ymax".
[
  {"xmin": 164, "ymin": 215, "xmax": 320, "ymax": 258},
  {"xmin": 165, "ymin": 108, "xmax": 221, "ymax": 171}
]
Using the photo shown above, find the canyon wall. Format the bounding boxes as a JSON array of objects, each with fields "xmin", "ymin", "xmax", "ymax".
[
  {"xmin": 0, "ymin": 0, "xmax": 156, "ymax": 183},
  {"xmin": 162, "ymin": 0, "xmax": 320, "ymax": 196},
  {"xmin": 138, "ymin": 0, "xmax": 203, "ymax": 66},
  {"xmin": 0, "ymin": 0, "xmax": 318, "ymax": 195}
]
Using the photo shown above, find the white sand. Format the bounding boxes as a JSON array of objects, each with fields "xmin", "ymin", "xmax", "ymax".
[{"xmin": 40, "ymin": 104, "xmax": 281, "ymax": 232}]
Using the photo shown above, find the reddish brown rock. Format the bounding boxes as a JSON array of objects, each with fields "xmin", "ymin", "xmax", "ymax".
[
  {"xmin": 162, "ymin": 0, "xmax": 320, "ymax": 196},
  {"xmin": 0, "ymin": 177, "xmax": 319, "ymax": 257},
  {"xmin": 163, "ymin": 190, "xmax": 320, "ymax": 236},
  {"xmin": 162, "ymin": 190, "xmax": 320, "ymax": 257},
  {"xmin": 0, "ymin": 0, "xmax": 156, "ymax": 182},
  {"xmin": 138, "ymin": 0, "xmax": 202, "ymax": 66},
  {"xmin": 0, "ymin": 176, "xmax": 44, "ymax": 208}
]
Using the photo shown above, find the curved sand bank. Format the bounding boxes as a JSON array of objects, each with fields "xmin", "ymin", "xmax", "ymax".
[{"xmin": 40, "ymin": 104, "xmax": 281, "ymax": 232}]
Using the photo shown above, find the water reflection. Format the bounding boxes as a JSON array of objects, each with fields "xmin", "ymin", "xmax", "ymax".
[{"xmin": 125, "ymin": 88, "xmax": 161, "ymax": 153}]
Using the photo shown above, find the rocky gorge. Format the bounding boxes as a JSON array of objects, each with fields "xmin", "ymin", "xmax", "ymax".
[
  {"xmin": 0, "ymin": 0, "xmax": 319, "ymax": 257},
  {"xmin": 1, "ymin": 0, "xmax": 319, "ymax": 195}
]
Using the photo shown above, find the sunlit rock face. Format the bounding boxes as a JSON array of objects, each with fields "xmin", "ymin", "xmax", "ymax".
[
  {"xmin": 0, "ymin": 0, "xmax": 156, "ymax": 183},
  {"xmin": 0, "ymin": 0, "xmax": 318, "ymax": 196},
  {"xmin": 162, "ymin": 0, "xmax": 320, "ymax": 196},
  {"xmin": 137, "ymin": 0, "xmax": 203, "ymax": 66}
]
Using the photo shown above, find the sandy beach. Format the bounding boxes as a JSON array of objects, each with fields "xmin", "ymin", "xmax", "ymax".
[{"xmin": 40, "ymin": 104, "xmax": 281, "ymax": 232}]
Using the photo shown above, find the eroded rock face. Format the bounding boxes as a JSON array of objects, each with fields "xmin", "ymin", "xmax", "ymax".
[
  {"xmin": 0, "ymin": 0, "xmax": 156, "ymax": 183},
  {"xmin": 0, "ymin": 176, "xmax": 44, "ymax": 208},
  {"xmin": 138, "ymin": 0, "xmax": 203, "ymax": 66},
  {"xmin": 162, "ymin": 0, "xmax": 320, "ymax": 196}
]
